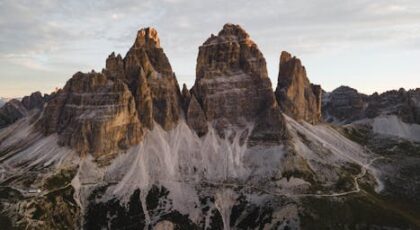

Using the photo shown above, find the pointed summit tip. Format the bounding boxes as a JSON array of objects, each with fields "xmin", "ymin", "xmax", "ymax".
[
  {"xmin": 280, "ymin": 51, "xmax": 292, "ymax": 63},
  {"xmin": 134, "ymin": 27, "xmax": 160, "ymax": 49},
  {"xmin": 203, "ymin": 23, "xmax": 253, "ymax": 46},
  {"xmin": 219, "ymin": 23, "xmax": 249, "ymax": 40},
  {"xmin": 280, "ymin": 51, "xmax": 303, "ymax": 67}
]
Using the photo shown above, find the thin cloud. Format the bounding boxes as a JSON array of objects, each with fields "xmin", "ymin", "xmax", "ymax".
[{"xmin": 0, "ymin": 0, "xmax": 419, "ymax": 97}]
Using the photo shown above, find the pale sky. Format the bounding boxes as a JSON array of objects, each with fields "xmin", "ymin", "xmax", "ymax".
[{"xmin": 1, "ymin": 0, "xmax": 420, "ymax": 98}]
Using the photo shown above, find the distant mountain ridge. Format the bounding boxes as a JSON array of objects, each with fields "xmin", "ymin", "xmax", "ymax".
[{"xmin": 323, "ymin": 85, "xmax": 420, "ymax": 125}]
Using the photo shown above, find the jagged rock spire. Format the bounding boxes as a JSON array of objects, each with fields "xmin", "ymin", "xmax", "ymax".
[
  {"xmin": 39, "ymin": 27, "xmax": 182, "ymax": 157},
  {"xmin": 275, "ymin": 51, "xmax": 322, "ymax": 124},
  {"xmin": 133, "ymin": 27, "xmax": 161, "ymax": 49}
]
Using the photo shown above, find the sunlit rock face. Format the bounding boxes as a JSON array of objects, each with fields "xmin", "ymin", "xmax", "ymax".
[
  {"xmin": 190, "ymin": 23, "xmax": 287, "ymax": 143},
  {"xmin": 106, "ymin": 27, "xmax": 182, "ymax": 131},
  {"xmin": 275, "ymin": 51, "xmax": 322, "ymax": 124},
  {"xmin": 39, "ymin": 72, "xmax": 142, "ymax": 156}
]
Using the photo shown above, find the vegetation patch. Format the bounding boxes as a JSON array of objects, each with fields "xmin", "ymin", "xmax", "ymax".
[
  {"xmin": 299, "ymin": 192, "xmax": 420, "ymax": 230},
  {"xmin": 341, "ymin": 126, "xmax": 370, "ymax": 145},
  {"xmin": 43, "ymin": 168, "xmax": 76, "ymax": 191}
]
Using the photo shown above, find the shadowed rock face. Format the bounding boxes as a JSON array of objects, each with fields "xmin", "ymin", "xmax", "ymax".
[
  {"xmin": 323, "ymin": 86, "xmax": 420, "ymax": 124},
  {"xmin": 366, "ymin": 88, "xmax": 420, "ymax": 124},
  {"xmin": 275, "ymin": 51, "xmax": 322, "ymax": 124},
  {"xmin": 322, "ymin": 86, "xmax": 367, "ymax": 123},
  {"xmin": 0, "ymin": 91, "xmax": 47, "ymax": 128},
  {"xmin": 21, "ymin": 91, "xmax": 44, "ymax": 111},
  {"xmin": 0, "ymin": 99, "xmax": 28, "ymax": 128},
  {"xmin": 190, "ymin": 23, "xmax": 287, "ymax": 143}
]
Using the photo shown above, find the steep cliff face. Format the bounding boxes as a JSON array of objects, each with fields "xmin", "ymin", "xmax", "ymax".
[
  {"xmin": 106, "ymin": 27, "xmax": 181, "ymax": 131},
  {"xmin": 190, "ymin": 23, "xmax": 287, "ymax": 143},
  {"xmin": 275, "ymin": 51, "xmax": 322, "ymax": 124},
  {"xmin": 39, "ymin": 72, "xmax": 142, "ymax": 157}
]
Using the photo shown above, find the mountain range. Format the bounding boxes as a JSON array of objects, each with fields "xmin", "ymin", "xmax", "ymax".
[{"xmin": 0, "ymin": 24, "xmax": 419, "ymax": 230}]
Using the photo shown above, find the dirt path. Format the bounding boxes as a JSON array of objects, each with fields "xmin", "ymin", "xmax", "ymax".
[{"xmin": 200, "ymin": 156, "xmax": 384, "ymax": 198}]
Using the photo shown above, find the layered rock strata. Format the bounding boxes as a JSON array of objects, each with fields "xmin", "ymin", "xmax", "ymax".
[
  {"xmin": 105, "ymin": 27, "xmax": 181, "ymax": 130},
  {"xmin": 39, "ymin": 72, "xmax": 142, "ymax": 156},
  {"xmin": 189, "ymin": 23, "xmax": 288, "ymax": 143}
]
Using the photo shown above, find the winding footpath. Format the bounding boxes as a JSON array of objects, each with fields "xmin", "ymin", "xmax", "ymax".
[{"xmin": 200, "ymin": 156, "xmax": 384, "ymax": 198}]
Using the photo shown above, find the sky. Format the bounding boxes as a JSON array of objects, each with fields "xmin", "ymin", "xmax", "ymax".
[{"xmin": 0, "ymin": 0, "xmax": 420, "ymax": 98}]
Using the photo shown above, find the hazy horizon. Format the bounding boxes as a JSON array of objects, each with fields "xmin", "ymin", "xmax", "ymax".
[{"xmin": 1, "ymin": 0, "xmax": 419, "ymax": 98}]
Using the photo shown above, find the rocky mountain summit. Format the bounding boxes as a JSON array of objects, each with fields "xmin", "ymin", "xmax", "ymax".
[
  {"xmin": 190, "ymin": 23, "xmax": 287, "ymax": 144},
  {"xmin": 0, "ymin": 24, "xmax": 419, "ymax": 230},
  {"xmin": 37, "ymin": 27, "xmax": 182, "ymax": 157},
  {"xmin": 275, "ymin": 51, "xmax": 322, "ymax": 124}
]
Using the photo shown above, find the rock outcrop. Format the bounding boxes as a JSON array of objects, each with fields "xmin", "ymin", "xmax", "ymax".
[
  {"xmin": 322, "ymin": 86, "xmax": 367, "ymax": 123},
  {"xmin": 189, "ymin": 23, "xmax": 287, "ymax": 143},
  {"xmin": 180, "ymin": 84, "xmax": 191, "ymax": 114},
  {"xmin": 0, "ymin": 99, "xmax": 28, "ymax": 128},
  {"xmin": 186, "ymin": 95, "xmax": 208, "ymax": 136},
  {"xmin": 0, "ymin": 91, "xmax": 47, "ymax": 128},
  {"xmin": 275, "ymin": 51, "xmax": 321, "ymax": 124},
  {"xmin": 39, "ymin": 72, "xmax": 142, "ymax": 157}
]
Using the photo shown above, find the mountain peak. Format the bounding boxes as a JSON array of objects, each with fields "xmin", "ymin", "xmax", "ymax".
[
  {"xmin": 219, "ymin": 23, "xmax": 249, "ymax": 39},
  {"xmin": 276, "ymin": 51, "xmax": 322, "ymax": 124},
  {"xmin": 204, "ymin": 23, "xmax": 253, "ymax": 46},
  {"xmin": 191, "ymin": 24, "xmax": 287, "ymax": 142},
  {"xmin": 133, "ymin": 27, "xmax": 160, "ymax": 49}
]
